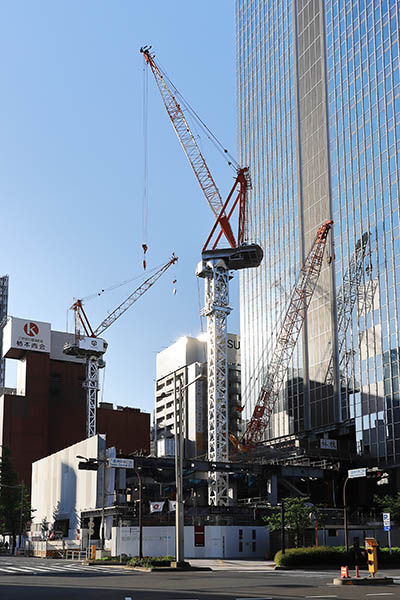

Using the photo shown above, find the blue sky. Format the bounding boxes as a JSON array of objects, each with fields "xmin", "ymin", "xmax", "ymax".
[{"xmin": 1, "ymin": 1, "xmax": 239, "ymax": 415}]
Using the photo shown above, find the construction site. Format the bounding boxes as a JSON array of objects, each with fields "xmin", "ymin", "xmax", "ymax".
[{"xmin": 1, "ymin": 35, "xmax": 399, "ymax": 560}]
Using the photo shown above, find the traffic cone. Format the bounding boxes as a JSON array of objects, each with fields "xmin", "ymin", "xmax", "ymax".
[
  {"xmin": 340, "ymin": 566, "xmax": 349, "ymax": 578},
  {"xmin": 355, "ymin": 565, "xmax": 360, "ymax": 578}
]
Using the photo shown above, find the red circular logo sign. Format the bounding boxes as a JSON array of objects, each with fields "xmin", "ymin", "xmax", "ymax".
[{"xmin": 24, "ymin": 322, "xmax": 39, "ymax": 337}]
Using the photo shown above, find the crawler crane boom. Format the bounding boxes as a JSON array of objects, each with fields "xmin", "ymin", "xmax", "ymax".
[{"xmin": 232, "ymin": 221, "xmax": 333, "ymax": 452}]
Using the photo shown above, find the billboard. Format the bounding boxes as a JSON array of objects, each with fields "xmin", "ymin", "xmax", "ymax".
[{"xmin": 2, "ymin": 317, "xmax": 51, "ymax": 358}]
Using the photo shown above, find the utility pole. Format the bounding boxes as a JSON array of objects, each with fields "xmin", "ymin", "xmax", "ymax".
[
  {"xmin": 174, "ymin": 372, "xmax": 184, "ymax": 567},
  {"xmin": 174, "ymin": 374, "xmax": 204, "ymax": 566},
  {"xmin": 135, "ymin": 468, "xmax": 143, "ymax": 559},
  {"xmin": 19, "ymin": 481, "xmax": 24, "ymax": 550},
  {"xmin": 101, "ymin": 452, "xmax": 106, "ymax": 550},
  {"xmin": 343, "ymin": 475, "xmax": 350, "ymax": 552}
]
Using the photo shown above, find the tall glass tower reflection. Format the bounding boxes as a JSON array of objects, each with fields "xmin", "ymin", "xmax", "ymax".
[{"xmin": 237, "ymin": 0, "xmax": 400, "ymax": 464}]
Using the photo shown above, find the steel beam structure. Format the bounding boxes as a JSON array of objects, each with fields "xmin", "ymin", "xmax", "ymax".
[
  {"xmin": 83, "ymin": 356, "xmax": 100, "ymax": 438},
  {"xmin": 201, "ymin": 257, "xmax": 231, "ymax": 506},
  {"xmin": 240, "ymin": 221, "xmax": 333, "ymax": 449},
  {"xmin": 325, "ymin": 232, "xmax": 370, "ymax": 389}
]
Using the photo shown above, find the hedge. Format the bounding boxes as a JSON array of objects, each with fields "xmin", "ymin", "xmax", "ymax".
[
  {"xmin": 274, "ymin": 545, "xmax": 400, "ymax": 567},
  {"xmin": 128, "ymin": 556, "xmax": 175, "ymax": 568}
]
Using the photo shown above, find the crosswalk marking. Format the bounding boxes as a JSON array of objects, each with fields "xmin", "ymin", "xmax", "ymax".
[
  {"xmin": 0, "ymin": 567, "xmax": 32, "ymax": 572},
  {"xmin": 0, "ymin": 563, "xmax": 129, "ymax": 576}
]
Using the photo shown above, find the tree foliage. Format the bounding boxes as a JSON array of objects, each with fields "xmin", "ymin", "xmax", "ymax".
[
  {"xmin": 373, "ymin": 493, "xmax": 400, "ymax": 525},
  {"xmin": 0, "ymin": 446, "xmax": 32, "ymax": 544},
  {"xmin": 263, "ymin": 496, "xmax": 318, "ymax": 548}
]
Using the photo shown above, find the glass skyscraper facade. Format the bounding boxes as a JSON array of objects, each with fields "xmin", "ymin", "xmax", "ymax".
[{"xmin": 237, "ymin": 0, "xmax": 400, "ymax": 464}]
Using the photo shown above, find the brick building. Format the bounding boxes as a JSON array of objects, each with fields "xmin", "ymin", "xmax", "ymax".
[{"xmin": 0, "ymin": 317, "xmax": 150, "ymax": 485}]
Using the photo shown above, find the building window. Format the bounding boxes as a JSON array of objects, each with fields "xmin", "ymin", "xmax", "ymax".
[
  {"xmin": 252, "ymin": 529, "xmax": 256, "ymax": 540},
  {"xmin": 194, "ymin": 525, "xmax": 205, "ymax": 547},
  {"xmin": 328, "ymin": 529, "xmax": 337, "ymax": 537},
  {"xmin": 239, "ymin": 541, "xmax": 243, "ymax": 552},
  {"xmin": 252, "ymin": 541, "xmax": 257, "ymax": 552}
]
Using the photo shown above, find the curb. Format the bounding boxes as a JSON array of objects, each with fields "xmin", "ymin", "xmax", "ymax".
[
  {"xmin": 333, "ymin": 576, "xmax": 394, "ymax": 586},
  {"xmin": 126, "ymin": 565, "xmax": 212, "ymax": 572}
]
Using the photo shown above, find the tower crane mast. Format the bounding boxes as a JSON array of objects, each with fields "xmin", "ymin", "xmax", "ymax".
[
  {"xmin": 142, "ymin": 46, "xmax": 263, "ymax": 505},
  {"xmin": 232, "ymin": 221, "xmax": 333, "ymax": 452},
  {"xmin": 64, "ymin": 254, "xmax": 178, "ymax": 438}
]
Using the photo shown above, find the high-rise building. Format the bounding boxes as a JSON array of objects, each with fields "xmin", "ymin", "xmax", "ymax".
[
  {"xmin": 237, "ymin": 0, "xmax": 400, "ymax": 465},
  {"xmin": 0, "ymin": 275, "xmax": 9, "ymax": 388},
  {"xmin": 154, "ymin": 334, "xmax": 241, "ymax": 459},
  {"xmin": 0, "ymin": 316, "xmax": 150, "ymax": 485}
]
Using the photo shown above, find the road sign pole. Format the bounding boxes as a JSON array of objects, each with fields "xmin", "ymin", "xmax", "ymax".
[{"xmin": 383, "ymin": 513, "xmax": 391, "ymax": 554}]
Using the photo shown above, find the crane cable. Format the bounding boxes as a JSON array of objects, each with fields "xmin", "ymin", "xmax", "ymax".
[
  {"xmin": 142, "ymin": 58, "xmax": 149, "ymax": 267},
  {"xmin": 78, "ymin": 261, "xmax": 169, "ymax": 304},
  {"xmin": 155, "ymin": 57, "xmax": 239, "ymax": 172}
]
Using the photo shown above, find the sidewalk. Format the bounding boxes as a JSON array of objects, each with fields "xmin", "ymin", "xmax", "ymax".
[{"xmin": 188, "ymin": 558, "xmax": 276, "ymax": 570}]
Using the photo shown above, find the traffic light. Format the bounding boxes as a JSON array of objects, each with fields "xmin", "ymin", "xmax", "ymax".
[
  {"xmin": 366, "ymin": 466, "xmax": 381, "ymax": 478},
  {"xmin": 366, "ymin": 467, "xmax": 389, "ymax": 485},
  {"xmin": 78, "ymin": 461, "xmax": 98, "ymax": 471},
  {"xmin": 88, "ymin": 518, "xmax": 95, "ymax": 535},
  {"xmin": 377, "ymin": 472, "xmax": 389, "ymax": 486},
  {"xmin": 365, "ymin": 537, "xmax": 378, "ymax": 577}
]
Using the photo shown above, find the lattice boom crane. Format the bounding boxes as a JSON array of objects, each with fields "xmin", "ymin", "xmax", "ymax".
[
  {"xmin": 64, "ymin": 254, "xmax": 178, "ymax": 438},
  {"xmin": 142, "ymin": 46, "xmax": 263, "ymax": 505},
  {"xmin": 232, "ymin": 220, "xmax": 333, "ymax": 452}
]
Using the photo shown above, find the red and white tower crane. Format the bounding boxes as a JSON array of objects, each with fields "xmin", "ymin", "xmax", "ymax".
[
  {"xmin": 141, "ymin": 46, "xmax": 263, "ymax": 505},
  {"xmin": 64, "ymin": 254, "xmax": 178, "ymax": 438},
  {"xmin": 231, "ymin": 221, "xmax": 333, "ymax": 452}
]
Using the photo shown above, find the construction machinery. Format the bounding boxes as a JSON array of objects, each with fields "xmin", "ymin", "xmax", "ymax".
[
  {"xmin": 64, "ymin": 254, "xmax": 178, "ymax": 438},
  {"xmin": 325, "ymin": 232, "xmax": 370, "ymax": 389},
  {"xmin": 230, "ymin": 220, "xmax": 333, "ymax": 453},
  {"xmin": 324, "ymin": 232, "xmax": 374, "ymax": 421},
  {"xmin": 141, "ymin": 46, "xmax": 263, "ymax": 505}
]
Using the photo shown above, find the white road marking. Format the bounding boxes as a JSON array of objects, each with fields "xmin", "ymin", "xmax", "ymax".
[
  {"xmin": 305, "ymin": 596, "xmax": 338, "ymax": 598},
  {"xmin": 0, "ymin": 567, "xmax": 33, "ymax": 572},
  {"xmin": 366, "ymin": 594, "xmax": 394, "ymax": 597},
  {"xmin": 0, "ymin": 563, "xmax": 129, "ymax": 576}
]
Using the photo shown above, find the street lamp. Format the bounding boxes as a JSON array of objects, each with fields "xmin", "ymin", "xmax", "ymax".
[
  {"xmin": 343, "ymin": 475, "xmax": 350, "ymax": 552},
  {"xmin": 174, "ymin": 373, "xmax": 204, "ymax": 567},
  {"xmin": 134, "ymin": 467, "xmax": 143, "ymax": 559}
]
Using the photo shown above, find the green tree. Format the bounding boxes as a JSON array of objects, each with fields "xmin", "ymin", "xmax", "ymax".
[
  {"xmin": 373, "ymin": 493, "xmax": 400, "ymax": 525},
  {"xmin": 0, "ymin": 446, "xmax": 32, "ymax": 549},
  {"xmin": 263, "ymin": 496, "xmax": 317, "ymax": 548}
]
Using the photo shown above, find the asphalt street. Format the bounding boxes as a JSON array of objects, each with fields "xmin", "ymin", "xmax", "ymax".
[{"xmin": 0, "ymin": 556, "xmax": 399, "ymax": 600}]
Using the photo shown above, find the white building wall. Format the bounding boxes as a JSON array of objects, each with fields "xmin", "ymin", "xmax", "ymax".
[
  {"xmin": 156, "ymin": 337, "xmax": 207, "ymax": 381},
  {"xmin": 111, "ymin": 525, "xmax": 268, "ymax": 559},
  {"xmin": 31, "ymin": 435, "xmax": 106, "ymax": 539}
]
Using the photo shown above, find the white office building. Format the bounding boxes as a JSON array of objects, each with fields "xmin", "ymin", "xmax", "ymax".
[{"xmin": 154, "ymin": 334, "xmax": 241, "ymax": 459}]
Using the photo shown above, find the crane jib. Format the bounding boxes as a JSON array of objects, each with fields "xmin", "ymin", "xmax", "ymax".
[{"xmin": 241, "ymin": 220, "xmax": 333, "ymax": 450}]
